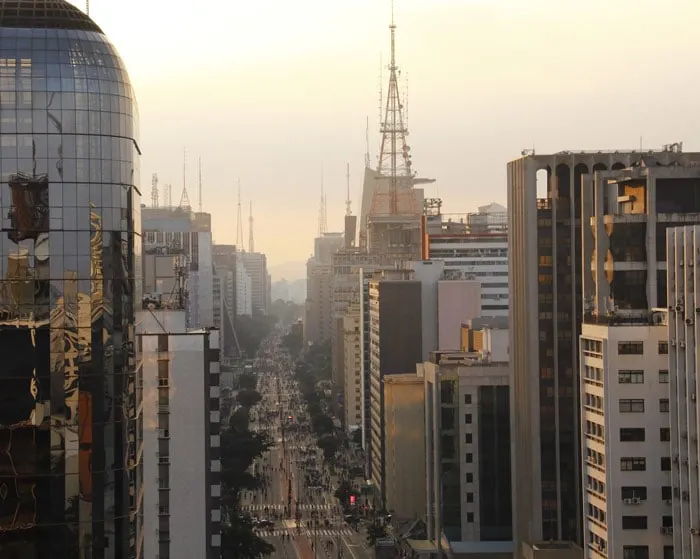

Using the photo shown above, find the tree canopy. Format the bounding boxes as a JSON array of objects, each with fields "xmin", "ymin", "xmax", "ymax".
[{"xmin": 236, "ymin": 388, "xmax": 263, "ymax": 409}]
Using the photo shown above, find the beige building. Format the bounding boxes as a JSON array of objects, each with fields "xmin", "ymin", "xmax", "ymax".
[
  {"xmin": 383, "ymin": 373, "xmax": 426, "ymax": 521},
  {"xmin": 343, "ymin": 304, "xmax": 362, "ymax": 431},
  {"xmin": 304, "ymin": 258, "xmax": 333, "ymax": 344}
]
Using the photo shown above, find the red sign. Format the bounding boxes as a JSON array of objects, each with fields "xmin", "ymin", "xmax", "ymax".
[{"xmin": 350, "ymin": 495, "xmax": 356, "ymax": 505}]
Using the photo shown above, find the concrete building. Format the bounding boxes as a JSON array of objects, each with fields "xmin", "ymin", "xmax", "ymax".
[
  {"xmin": 507, "ymin": 144, "xmax": 700, "ymax": 547},
  {"xmin": 667, "ymin": 226, "xmax": 700, "ymax": 559},
  {"xmin": 383, "ymin": 373, "xmax": 426, "ymax": 521},
  {"xmin": 143, "ymin": 207, "xmax": 215, "ymax": 329},
  {"xmin": 425, "ymin": 203, "xmax": 508, "ymax": 318},
  {"xmin": 239, "ymin": 251, "xmax": 269, "ymax": 315},
  {"xmin": 315, "ymin": 232, "xmax": 344, "ymax": 264},
  {"xmin": 343, "ymin": 304, "xmax": 363, "ymax": 432},
  {"xmin": 579, "ymin": 313, "xmax": 672, "ymax": 559},
  {"xmin": 304, "ymin": 258, "xmax": 333, "ymax": 345},
  {"xmin": 368, "ymin": 275, "xmax": 423, "ymax": 504},
  {"xmin": 235, "ymin": 253, "xmax": 253, "ymax": 316},
  {"xmin": 423, "ymin": 333, "xmax": 511, "ymax": 557},
  {"xmin": 460, "ymin": 317, "xmax": 510, "ymax": 362}
]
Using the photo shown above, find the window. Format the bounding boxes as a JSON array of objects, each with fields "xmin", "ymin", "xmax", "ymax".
[
  {"xmin": 621, "ymin": 487, "xmax": 647, "ymax": 500},
  {"xmin": 622, "ymin": 516, "xmax": 648, "ymax": 530},
  {"xmin": 466, "ymin": 473, "xmax": 473, "ymax": 483},
  {"xmin": 621, "ymin": 457, "xmax": 646, "ymax": 471},
  {"xmin": 661, "ymin": 457, "xmax": 671, "ymax": 471},
  {"xmin": 660, "ymin": 428, "xmax": 670, "ymax": 442},
  {"xmin": 664, "ymin": 547, "xmax": 674, "ymax": 559},
  {"xmin": 618, "ymin": 341, "xmax": 644, "ymax": 355},
  {"xmin": 662, "ymin": 486, "xmax": 672, "ymax": 500},
  {"xmin": 466, "ymin": 512, "xmax": 474, "ymax": 523},
  {"xmin": 619, "ymin": 370, "xmax": 644, "ymax": 384},
  {"xmin": 465, "ymin": 453, "xmax": 473, "ymax": 464},
  {"xmin": 466, "ymin": 493, "xmax": 474, "ymax": 503},
  {"xmin": 658, "ymin": 341, "xmax": 669, "ymax": 355},
  {"xmin": 465, "ymin": 433, "xmax": 473, "ymax": 444},
  {"xmin": 464, "ymin": 394, "xmax": 472, "ymax": 405},
  {"xmin": 619, "ymin": 399, "xmax": 645, "ymax": 413},
  {"xmin": 464, "ymin": 413, "xmax": 472, "ymax": 424},
  {"xmin": 660, "ymin": 399, "xmax": 670, "ymax": 412},
  {"xmin": 659, "ymin": 370, "xmax": 669, "ymax": 383},
  {"xmin": 623, "ymin": 547, "xmax": 649, "ymax": 559},
  {"xmin": 620, "ymin": 428, "xmax": 645, "ymax": 442}
]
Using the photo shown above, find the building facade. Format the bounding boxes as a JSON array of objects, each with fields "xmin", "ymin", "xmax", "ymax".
[
  {"xmin": 667, "ymin": 226, "xmax": 700, "ymax": 559},
  {"xmin": 507, "ymin": 145, "xmax": 700, "ymax": 547},
  {"xmin": 304, "ymin": 258, "xmax": 332, "ymax": 345},
  {"xmin": 0, "ymin": 4, "xmax": 143, "ymax": 556},
  {"xmin": 139, "ymin": 308, "xmax": 222, "ymax": 559},
  {"xmin": 343, "ymin": 304, "xmax": 362, "ymax": 432},
  {"xmin": 235, "ymin": 253, "xmax": 253, "ymax": 317},
  {"xmin": 238, "ymin": 251, "xmax": 268, "ymax": 315},
  {"xmin": 579, "ymin": 317, "xmax": 672, "ymax": 559},
  {"xmin": 368, "ymin": 277, "xmax": 423, "ymax": 504}
]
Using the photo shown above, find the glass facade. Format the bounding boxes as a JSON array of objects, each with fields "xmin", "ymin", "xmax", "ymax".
[{"xmin": 0, "ymin": 5, "xmax": 142, "ymax": 558}]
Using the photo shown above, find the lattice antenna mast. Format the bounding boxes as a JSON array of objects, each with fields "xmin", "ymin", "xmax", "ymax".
[
  {"xmin": 248, "ymin": 201, "xmax": 255, "ymax": 253},
  {"xmin": 365, "ymin": 116, "xmax": 371, "ymax": 168},
  {"xmin": 86, "ymin": 0, "xmax": 89, "ymax": 16},
  {"xmin": 198, "ymin": 157, "xmax": 203, "ymax": 213},
  {"xmin": 319, "ymin": 171, "xmax": 328, "ymax": 235},
  {"xmin": 151, "ymin": 173, "xmax": 159, "ymax": 208},
  {"xmin": 345, "ymin": 163, "xmax": 352, "ymax": 216},
  {"xmin": 376, "ymin": 0, "xmax": 413, "ymax": 214},
  {"xmin": 236, "ymin": 180, "xmax": 244, "ymax": 251},
  {"xmin": 179, "ymin": 147, "xmax": 191, "ymax": 210}
]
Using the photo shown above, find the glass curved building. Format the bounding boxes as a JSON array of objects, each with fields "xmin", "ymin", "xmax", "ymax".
[{"xmin": 0, "ymin": 2, "xmax": 142, "ymax": 557}]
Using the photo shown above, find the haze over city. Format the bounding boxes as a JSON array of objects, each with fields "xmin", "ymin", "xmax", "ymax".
[{"xmin": 78, "ymin": 0, "xmax": 700, "ymax": 271}]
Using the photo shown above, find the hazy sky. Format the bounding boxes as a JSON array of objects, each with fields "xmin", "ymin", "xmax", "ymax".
[{"xmin": 76, "ymin": 0, "xmax": 700, "ymax": 272}]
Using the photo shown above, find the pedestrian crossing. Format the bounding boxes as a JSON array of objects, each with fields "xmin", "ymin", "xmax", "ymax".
[
  {"xmin": 242, "ymin": 503, "xmax": 335, "ymax": 512},
  {"xmin": 256, "ymin": 528, "xmax": 354, "ymax": 538}
]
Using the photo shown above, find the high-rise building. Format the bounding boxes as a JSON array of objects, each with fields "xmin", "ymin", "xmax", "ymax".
[
  {"xmin": 235, "ymin": 254, "xmax": 253, "ymax": 317},
  {"xmin": 139, "ymin": 306, "xmax": 222, "ymax": 559},
  {"xmin": 667, "ymin": 225, "xmax": 700, "ymax": 559},
  {"xmin": 342, "ymin": 304, "xmax": 362, "ymax": 431},
  {"xmin": 239, "ymin": 251, "xmax": 268, "ymax": 315},
  {"xmin": 303, "ymin": 258, "xmax": 333, "ymax": 345},
  {"xmin": 507, "ymin": 145, "xmax": 700, "ymax": 547},
  {"xmin": 579, "ymin": 314, "xmax": 672, "ymax": 559},
  {"xmin": 142, "ymin": 207, "xmax": 214, "ymax": 329},
  {"xmin": 0, "ymin": 2, "xmax": 142, "ymax": 556},
  {"xmin": 367, "ymin": 275, "xmax": 423, "ymax": 505},
  {"xmin": 425, "ymin": 203, "xmax": 508, "ymax": 318}
]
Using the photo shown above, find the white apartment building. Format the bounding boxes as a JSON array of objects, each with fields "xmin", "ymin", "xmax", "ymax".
[
  {"xmin": 304, "ymin": 258, "xmax": 333, "ymax": 344},
  {"xmin": 426, "ymin": 205, "xmax": 508, "ymax": 318},
  {"xmin": 667, "ymin": 225, "xmax": 700, "ymax": 559},
  {"xmin": 239, "ymin": 251, "xmax": 268, "ymax": 314},
  {"xmin": 580, "ymin": 315, "xmax": 672, "ymax": 559},
  {"xmin": 235, "ymin": 254, "xmax": 253, "ymax": 316},
  {"xmin": 343, "ymin": 304, "xmax": 362, "ymax": 432},
  {"xmin": 138, "ymin": 307, "xmax": 222, "ymax": 559}
]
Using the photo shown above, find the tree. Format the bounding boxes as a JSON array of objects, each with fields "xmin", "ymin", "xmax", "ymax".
[
  {"xmin": 366, "ymin": 518, "xmax": 388, "ymax": 547},
  {"xmin": 237, "ymin": 372, "xmax": 258, "ymax": 391},
  {"xmin": 334, "ymin": 479, "xmax": 354, "ymax": 506},
  {"xmin": 237, "ymin": 389, "xmax": 262, "ymax": 409},
  {"xmin": 311, "ymin": 413, "xmax": 334, "ymax": 436},
  {"xmin": 317, "ymin": 434, "xmax": 341, "ymax": 461},
  {"xmin": 351, "ymin": 429, "xmax": 362, "ymax": 446},
  {"xmin": 222, "ymin": 516, "xmax": 274, "ymax": 559}
]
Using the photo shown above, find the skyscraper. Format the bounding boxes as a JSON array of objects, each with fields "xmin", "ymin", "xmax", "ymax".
[{"xmin": 0, "ymin": 2, "xmax": 142, "ymax": 557}]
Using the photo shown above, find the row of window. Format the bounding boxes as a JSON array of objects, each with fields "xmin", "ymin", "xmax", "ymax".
[
  {"xmin": 618, "ymin": 341, "xmax": 668, "ymax": 355},
  {"xmin": 619, "ymin": 369, "xmax": 669, "ymax": 384},
  {"xmin": 621, "ymin": 486, "xmax": 673, "ymax": 500},
  {"xmin": 621, "ymin": 515, "xmax": 672, "ymax": 530},
  {"xmin": 621, "ymin": 457, "xmax": 672, "ymax": 471},
  {"xmin": 620, "ymin": 427, "xmax": 670, "ymax": 442},
  {"xmin": 619, "ymin": 398, "xmax": 669, "ymax": 413},
  {"xmin": 622, "ymin": 546, "xmax": 673, "ymax": 559}
]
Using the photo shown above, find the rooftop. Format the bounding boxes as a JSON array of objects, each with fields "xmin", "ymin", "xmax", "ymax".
[{"xmin": 0, "ymin": 0, "xmax": 102, "ymax": 32}]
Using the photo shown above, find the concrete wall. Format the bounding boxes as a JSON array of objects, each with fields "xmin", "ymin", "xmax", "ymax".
[{"xmin": 437, "ymin": 280, "xmax": 481, "ymax": 350}]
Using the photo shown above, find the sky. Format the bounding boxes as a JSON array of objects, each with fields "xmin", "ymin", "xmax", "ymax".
[{"xmin": 75, "ymin": 0, "xmax": 700, "ymax": 276}]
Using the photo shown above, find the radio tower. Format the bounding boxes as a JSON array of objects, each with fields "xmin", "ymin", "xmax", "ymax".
[
  {"xmin": 248, "ymin": 201, "xmax": 255, "ymax": 253},
  {"xmin": 374, "ymin": 0, "xmax": 413, "ymax": 215},
  {"xmin": 345, "ymin": 163, "xmax": 352, "ymax": 216},
  {"xmin": 236, "ymin": 181, "xmax": 244, "ymax": 251},
  {"xmin": 179, "ymin": 147, "xmax": 192, "ymax": 210},
  {"xmin": 151, "ymin": 173, "xmax": 159, "ymax": 208},
  {"xmin": 319, "ymin": 172, "xmax": 328, "ymax": 236}
]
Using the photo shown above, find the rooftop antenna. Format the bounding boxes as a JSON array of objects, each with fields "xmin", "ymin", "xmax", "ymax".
[
  {"xmin": 86, "ymin": 0, "xmax": 89, "ymax": 16},
  {"xmin": 236, "ymin": 180, "xmax": 244, "ymax": 251},
  {"xmin": 345, "ymin": 163, "xmax": 352, "ymax": 216},
  {"xmin": 151, "ymin": 173, "xmax": 159, "ymax": 208},
  {"xmin": 179, "ymin": 147, "xmax": 191, "ymax": 210},
  {"xmin": 248, "ymin": 200, "xmax": 255, "ymax": 253},
  {"xmin": 198, "ymin": 157, "xmax": 203, "ymax": 213},
  {"xmin": 365, "ymin": 116, "xmax": 370, "ymax": 168}
]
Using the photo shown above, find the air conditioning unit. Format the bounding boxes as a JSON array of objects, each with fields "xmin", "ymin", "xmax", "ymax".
[
  {"xmin": 666, "ymin": 499, "xmax": 672, "ymax": 505},
  {"xmin": 623, "ymin": 498, "xmax": 634, "ymax": 504},
  {"xmin": 632, "ymin": 497, "xmax": 642, "ymax": 504},
  {"xmin": 680, "ymin": 341, "xmax": 687, "ymax": 349},
  {"xmin": 691, "ymin": 528, "xmax": 697, "ymax": 535},
  {"xmin": 662, "ymin": 527, "xmax": 673, "ymax": 535}
]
